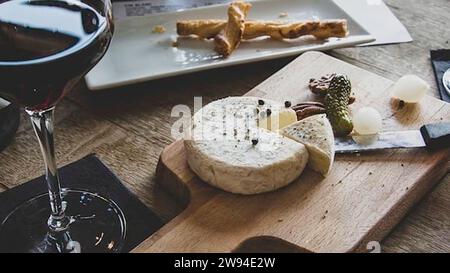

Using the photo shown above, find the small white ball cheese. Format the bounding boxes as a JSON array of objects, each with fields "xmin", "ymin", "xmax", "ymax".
[
  {"xmin": 390, "ymin": 74, "xmax": 429, "ymax": 103},
  {"xmin": 353, "ymin": 107, "xmax": 382, "ymax": 135}
]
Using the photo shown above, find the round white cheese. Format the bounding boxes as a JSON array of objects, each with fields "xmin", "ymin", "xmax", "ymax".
[{"xmin": 184, "ymin": 96, "xmax": 309, "ymax": 195}]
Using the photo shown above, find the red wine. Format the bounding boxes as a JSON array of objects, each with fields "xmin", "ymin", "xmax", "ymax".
[{"xmin": 0, "ymin": 0, "xmax": 113, "ymax": 111}]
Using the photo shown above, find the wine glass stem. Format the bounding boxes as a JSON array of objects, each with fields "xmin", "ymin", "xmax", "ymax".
[{"xmin": 28, "ymin": 107, "xmax": 70, "ymax": 232}]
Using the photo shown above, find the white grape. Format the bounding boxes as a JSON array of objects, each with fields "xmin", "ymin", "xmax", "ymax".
[
  {"xmin": 353, "ymin": 107, "xmax": 382, "ymax": 135},
  {"xmin": 390, "ymin": 75, "xmax": 429, "ymax": 103}
]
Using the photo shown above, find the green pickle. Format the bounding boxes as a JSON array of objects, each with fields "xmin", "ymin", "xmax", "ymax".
[{"xmin": 325, "ymin": 74, "xmax": 353, "ymax": 136}]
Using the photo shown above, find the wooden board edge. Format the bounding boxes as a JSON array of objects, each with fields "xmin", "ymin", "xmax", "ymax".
[
  {"xmin": 155, "ymin": 140, "xmax": 191, "ymax": 207},
  {"xmin": 232, "ymin": 236, "xmax": 314, "ymax": 253}
]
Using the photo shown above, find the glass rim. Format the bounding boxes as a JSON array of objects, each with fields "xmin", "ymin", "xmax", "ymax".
[{"xmin": 0, "ymin": 0, "xmax": 111, "ymax": 67}]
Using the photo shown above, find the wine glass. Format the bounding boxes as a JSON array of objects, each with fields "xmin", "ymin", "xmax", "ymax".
[{"xmin": 0, "ymin": 0, "xmax": 126, "ymax": 253}]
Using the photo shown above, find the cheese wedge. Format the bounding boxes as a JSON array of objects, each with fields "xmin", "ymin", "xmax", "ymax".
[
  {"xmin": 281, "ymin": 114, "xmax": 335, "ymax": 176},
  {"xmin": 258, "ymin": 108, "xmax": 297, "ymax": 132},
  {"xmin": 184, "ymin": 96, "xmax": 309, "ymax": 195}
]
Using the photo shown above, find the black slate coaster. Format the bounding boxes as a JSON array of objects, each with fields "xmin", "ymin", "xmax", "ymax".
[
  {"xmin": 0, "ymin": 154, "xmax": 163, "ymax": 252},
  {"xmin": 430, "ymin": 49, "xmax": 450, "ymax": 102}
]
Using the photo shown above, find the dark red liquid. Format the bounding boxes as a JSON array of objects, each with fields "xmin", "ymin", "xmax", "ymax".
[{"xmin": 0, "ymin": 0, "xmax": 113, "ymax": 111}]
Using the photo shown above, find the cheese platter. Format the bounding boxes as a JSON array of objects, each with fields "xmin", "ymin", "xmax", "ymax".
[{"xmin": 133, "ymin": 51, "xmax": 450, "ymax": 253}]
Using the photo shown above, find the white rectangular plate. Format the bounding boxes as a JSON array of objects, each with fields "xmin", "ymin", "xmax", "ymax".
[{"xmin": 85, "ymin": 0, "xmax": 374, "ymax": 90}]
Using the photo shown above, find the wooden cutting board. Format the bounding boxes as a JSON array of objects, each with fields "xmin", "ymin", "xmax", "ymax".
[{"xmin": 133, "ymin": 51, "xmax": 450, "ymax": 253}]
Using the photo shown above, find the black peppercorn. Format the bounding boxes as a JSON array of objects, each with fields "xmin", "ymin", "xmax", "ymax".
[
  {"xmin": 258, "ymin": 99, "xmax": 265, "ymax": 105},
  {"xmin": 284, "ymin": 101, "xmax": 292, "ymax": 108},
  {"xmin": 266, "ymin": 109, "xmax": 272, "ymax": 116},
  {"xmin": 251, "ymin": 138, "xmax": 259, "ymax": 145}
]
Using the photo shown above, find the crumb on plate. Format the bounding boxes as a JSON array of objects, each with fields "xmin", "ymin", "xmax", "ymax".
[{"xmin": 152, "ymin": 25, "xmax": 166, "ymax": 34}]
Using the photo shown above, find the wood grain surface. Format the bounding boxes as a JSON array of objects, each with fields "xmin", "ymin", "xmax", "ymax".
[
  {"xmin": 132, "ymin": 51, "xmax": 450, "ymax": 253},
  {"xmin": 0, "ymin": 0, "xmax": 449, "ymax": 252}
]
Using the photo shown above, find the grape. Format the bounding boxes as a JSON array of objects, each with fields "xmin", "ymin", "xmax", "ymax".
[
  {"xmin": 353, "ymin": 107, "xmax": 382, "ymax": 135},
  {"xmin": 390, "ymin": 75, "xmax": 429, "ymax": 103}
]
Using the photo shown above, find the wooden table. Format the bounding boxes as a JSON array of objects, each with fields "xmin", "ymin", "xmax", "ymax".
[{"xmin": 0, "ymin": 0, "xmax": 449, "ymax": 252}]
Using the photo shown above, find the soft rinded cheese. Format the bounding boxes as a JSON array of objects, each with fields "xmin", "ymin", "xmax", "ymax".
[
  {"xmin": 184, "ymin": 96, "xmax": 309, "ymax": 195},
  {"xmin": 281, "ymin": 114, "xmax": 335, "ymax": 176}
]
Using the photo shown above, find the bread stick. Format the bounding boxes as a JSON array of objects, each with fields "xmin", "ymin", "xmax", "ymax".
[
  {"xmin": 177, "ymin": 19, "xmax": 348, "ymax": 40},
  {"xmin": 177, "ymin": 20, "xmax": 227, "ymax": 39},
  {"xmin": 214, "ymin": 1, "xmax": 252, "ymax": 57}
]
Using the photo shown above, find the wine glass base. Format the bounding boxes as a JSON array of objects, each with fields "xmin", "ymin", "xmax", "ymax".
[{"xmin": 0, "ymin": 189, "xmax": 126, "ymax": 253}]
